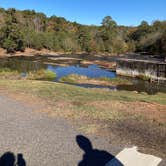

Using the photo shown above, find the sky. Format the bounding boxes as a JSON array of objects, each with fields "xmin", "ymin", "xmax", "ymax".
[{"xmin": 0, "ymin": 0, "xmax": 165, "ymax": 26}]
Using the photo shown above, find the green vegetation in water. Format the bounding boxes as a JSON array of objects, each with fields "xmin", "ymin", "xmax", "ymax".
[
  {"xmin": 0, "ymin": 68, "xmax": 56, "ymax": 81},
  {"xmin": 60, "ymin": 74, "xmax": 132, "ymax": 86},
  {"xmin": 27, "ymin": 70, "xmax": 56, "ymax": 81},
  {"xmin": 136, "ymin": 74, "xmax": 151, "ymax": 81},
  {"xmin": 98, "ymin": 77, "xmax": 132, "ymax": 84},
  {"xmin": 60, "ymin": 74, "xmax": 85, "ymax": 83},
  {"xmin": 0, "ymin": 68, "xmax": 20, "ymax": 79},
  {"xmin": 0, "ymin": 68, "xmax": 13, "ymax": 72}
]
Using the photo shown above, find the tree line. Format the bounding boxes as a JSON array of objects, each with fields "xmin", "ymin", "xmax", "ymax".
[{"xmin": 0, "ymin": 8, "xmax": 165, "ymax": 56}]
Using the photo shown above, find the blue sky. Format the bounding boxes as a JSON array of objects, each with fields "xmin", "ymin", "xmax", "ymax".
[{"xmin": 0, "ymin": 0, "xmax": 165, "ymax": 26}]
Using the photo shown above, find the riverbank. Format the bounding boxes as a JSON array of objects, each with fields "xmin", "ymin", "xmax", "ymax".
[
  {"xmin": 0, "ymin": 79, "xmax": 165, "ymax": 158},
  {"xmin": 60, "ymin": 74, "xmax": 132, "ymax": 86},
  {"xmin": 0, "ymin": 48, "xmax": 67, "ymax": 57},
  {"xmin": 0, "ymin": 48, "xmax": 119, "ymax": 58}
]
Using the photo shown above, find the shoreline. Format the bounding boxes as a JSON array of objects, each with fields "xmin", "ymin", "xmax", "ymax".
[
  {"xmin": 0, "ymin": 48, "xmax": 121, "ymax": 58},
  {"xmin": 0, "ymin": 48, "xmax": 70, "ymax": 58}
]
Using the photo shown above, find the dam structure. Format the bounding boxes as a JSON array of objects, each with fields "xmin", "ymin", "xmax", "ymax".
[{"xmin": 116, "ymin": 54, "xmax": 166, "ymax": 83}]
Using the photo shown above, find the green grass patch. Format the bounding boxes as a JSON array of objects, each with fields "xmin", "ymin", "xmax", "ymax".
[
  {"xmin": 27, "ymin": 69, "xmax": 56, "ymax": 81},
  {"xmin": 136, "ymin": 74, "xmax": 151, "ymax": 81},
  {"xmin": 60, "ymin": 74, "xmax": 132, "ymax": 86},
  {"xmin": 0, "ymin": 68, "xmax": 56, "ymax": 81},
  {"xmin": 0, "ymin": 79, "xmax": 165, "ymax": 105},
  {"xmin": 60, "ymin": 74, "xmax": 80, "ymax": 83},
  {"xmin": 98, "ymin": 77, "xmax": 132, "ymax": 85},
  {"xmin": 0, "ymin": 68, "xmax": 20, "ymax": 79}
]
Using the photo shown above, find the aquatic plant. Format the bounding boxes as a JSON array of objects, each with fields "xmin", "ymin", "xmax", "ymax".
[{"xmin": 27, "ymin": 69, "xmax": 56, "ymax": 81}]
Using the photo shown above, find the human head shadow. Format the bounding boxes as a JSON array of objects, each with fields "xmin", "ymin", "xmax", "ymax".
[
  {"xmin": 0, "ymin": 152, "xmax": 26, "ymax": 166},
  {"xmin": 76, "ymin": 135, "xmax": 123, "ymax": 166}
]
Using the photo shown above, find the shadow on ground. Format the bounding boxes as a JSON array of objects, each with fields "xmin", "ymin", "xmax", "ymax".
[
  {"xmin": 0, "ymin": 152, "xmax": 26, "ymax": 166},
  {"xmin": 76, "ymin": 135, "xmax": 123, "ymax": 166}
]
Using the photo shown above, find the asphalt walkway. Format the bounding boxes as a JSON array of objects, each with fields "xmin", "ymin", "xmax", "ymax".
[
  {"xmin": 0, "ymin": 94, "xmax": 121, "ymax": 166},
  {"xmin": 0, "ymin": 94, "xmax": 163, "ymax": 166}
]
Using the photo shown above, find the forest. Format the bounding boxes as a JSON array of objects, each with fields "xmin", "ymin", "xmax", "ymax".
[{"xmin": 0, "ymin": 8, "xmax": 166, "ymax": 56}]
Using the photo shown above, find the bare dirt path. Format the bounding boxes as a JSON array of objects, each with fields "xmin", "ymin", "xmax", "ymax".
[{"xmin": 0, "ymin": 93, "xmax": 123, "ymax": 166}]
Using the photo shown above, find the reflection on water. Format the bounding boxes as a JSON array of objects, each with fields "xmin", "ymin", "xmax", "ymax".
[
  {"xmin": 117, "ymin": 79, "xmax": 166, "ymax": 94},
  {"xmin": 0, "ymin": 56, "xmax": 165, "ymax": 94},
  {"xmin": 0, "ymin": 56, "xmax": 47, "ymax": 72}
]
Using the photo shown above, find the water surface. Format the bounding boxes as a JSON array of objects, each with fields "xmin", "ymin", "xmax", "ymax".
[
  {"xmin": 48, "ymin": 64, "xmax": 116, "ymax": 80},
  {"xmin": 0, "ymin": 55, "xmax": 165, "ymax": 94}
]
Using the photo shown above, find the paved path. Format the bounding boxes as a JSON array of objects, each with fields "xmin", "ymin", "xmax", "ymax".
[
  {"xmin": 0, "ymin": 94, "xmax": 164, "ymax": 166},
  {"xmin": 0, "ymin": 94, "xmax": 122, "ymax": 166}
]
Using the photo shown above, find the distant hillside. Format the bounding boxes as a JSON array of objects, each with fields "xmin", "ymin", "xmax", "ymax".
[{"xmin": 0, "ymin": 8, "xmax": 165, "ymax": 56}]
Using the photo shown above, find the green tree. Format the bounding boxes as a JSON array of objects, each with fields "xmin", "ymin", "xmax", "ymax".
[
  {"xmin": 0, "ymin": 8, "xmax": 166, "ymax": 55},
  {"xmin": 0, "ymin": 8, "xmax": 25, "ymax": 52},
  {"xmin": 101, "ymin": 16, "xmax": 117, "ymax": 31},
  {"xmin": 77, "ymin": 26, "xmax": 91, "ymax": 52}
]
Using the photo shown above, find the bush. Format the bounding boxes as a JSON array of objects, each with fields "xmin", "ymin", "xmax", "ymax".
[{"xmin": 3, "ymin": 38, "xmax": 17, "ymax": 53}]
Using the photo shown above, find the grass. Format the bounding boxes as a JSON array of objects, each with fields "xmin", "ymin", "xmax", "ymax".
[
  {"xmin": 0, "ymin": 79, "xmax": 165, "ymax": 156},
  {"xmin": 0, "ymin": 79, "xmax": 165, "ymax": 132},
  {"xmin": 0, "ymin": 79, "xmax": 165, "ymax": 106},
  {"xmin": 0, "ymin": 68, "xmax": 56, "ymax": 81},
  {"xmin": 136, "ymin": 74, "xmax": 151, "ymax": 81},
  {"xmin": 59, "ymin": 74, "xmax": 80, "ymax": 83},
  {"xmin": 0, "ymin": 68, "xmax": 21, "ymax": 79},
  {"xmin": 60, "ymin": 74, "xmax": 132, "ymax": 86},
  {"xmin": 98, "ymin": 77, "xmax": 132, "ymax": 84},
  {"xmin": 27, "ymin": 69, "xmax": 56, "ymax": 81}
]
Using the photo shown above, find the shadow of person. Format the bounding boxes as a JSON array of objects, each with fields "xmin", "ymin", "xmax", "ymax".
[
  {"xmin": 76, "ymin": 135, "xmax": 123, "ymax": 166},
  {"xmin": 17, "ymin": 153, "xmax": 26, "ymax": 166},
  {"xmin": 0, "ymin": 152, "xmax": 26, "ymax": 166},
  {"xmin": 0, "ymin": 152, "xmax": 15, "ymax": 166}
]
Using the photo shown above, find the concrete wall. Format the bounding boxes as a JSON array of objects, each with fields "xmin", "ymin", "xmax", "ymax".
[{"xmin": 116, "ymin": 59, "xmax": 166, "ymax": 82}]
